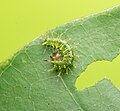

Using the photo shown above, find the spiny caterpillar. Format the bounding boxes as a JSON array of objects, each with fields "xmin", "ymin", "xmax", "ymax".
[{"xmin": 42, "ymin": 36, "xmax": 75, "ymax": 76}]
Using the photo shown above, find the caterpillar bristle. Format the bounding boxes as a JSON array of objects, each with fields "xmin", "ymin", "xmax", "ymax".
[
  {"xmin": 66, "ymin": 38, "xmax": 71, "ymax": 44},
  {"xmin": 48, "ymin": 68, "xmax": 54, "ymax": 72}
]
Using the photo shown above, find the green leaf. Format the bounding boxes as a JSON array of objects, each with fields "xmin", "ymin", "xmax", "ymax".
[{"xmin": 1, "ymin": 5, "xmax": 120, "ymax": 111}]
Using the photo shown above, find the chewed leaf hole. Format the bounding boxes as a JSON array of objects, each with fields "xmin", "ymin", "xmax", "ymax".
[{"xmin": 76, "ymin": 54, "xmax": 120, "ymax": 90}]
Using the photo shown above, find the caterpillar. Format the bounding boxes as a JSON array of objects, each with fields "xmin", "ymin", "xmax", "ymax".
[{"xmin": 42, "ymin": 35, "xmax": 75, "ymax": 76}]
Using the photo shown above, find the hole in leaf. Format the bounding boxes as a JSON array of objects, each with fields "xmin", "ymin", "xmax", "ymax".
[{"xmin": 76, "ymin": 54, "xmax": 120, "ymax": 90}]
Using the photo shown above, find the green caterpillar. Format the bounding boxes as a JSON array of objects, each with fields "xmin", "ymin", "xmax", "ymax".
[{"xmin": 42, "ymin": 36, "xmax": 75, "ymax": 76}]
